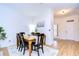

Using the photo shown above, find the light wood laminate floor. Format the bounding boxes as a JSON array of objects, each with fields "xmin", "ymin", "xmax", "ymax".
[
  {"xmin": 57, "ymin": 39, "xmax": 79, "ymax": 56},
  {"xmin": 0, "ymin": 47, "xmax": 9, "ymax": 56}
]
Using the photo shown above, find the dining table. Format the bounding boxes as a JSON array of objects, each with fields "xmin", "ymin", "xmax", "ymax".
[{"xmin": 23, "ymin": 35, "xmax": 35, "ymax": 56}]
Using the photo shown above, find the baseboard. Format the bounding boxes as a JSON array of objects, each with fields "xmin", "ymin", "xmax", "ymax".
[
  {"xmin": 56, "ymin": 38, "xmax": 79, "ymax": 42},
  {"xmin": 44, "ymin": 44, "xmax": 57, "ymax": 49},
  {"xmin": 44, "ymin": 44, "xmax": 53, "ymax": 47}
]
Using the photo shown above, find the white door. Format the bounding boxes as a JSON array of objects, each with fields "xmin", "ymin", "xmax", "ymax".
[{"xmin": 65, "ymin": 21, "xmax": 75, "ymax": 40}]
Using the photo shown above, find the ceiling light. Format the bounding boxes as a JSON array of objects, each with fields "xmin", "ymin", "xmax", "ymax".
[{"xmin": 59, "ymin": 9, "xmax": 71, "ymax": 15}]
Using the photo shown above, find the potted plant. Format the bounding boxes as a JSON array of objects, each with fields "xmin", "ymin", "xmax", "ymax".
[{"xmin": 0, "ymin": 26, "xmax": 6, "ymax": 47}]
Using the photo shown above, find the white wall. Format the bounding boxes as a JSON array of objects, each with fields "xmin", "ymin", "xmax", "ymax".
[
  {"xmin": 55, "ymin": 15, "xmax": 79, "ymax": 41},
  {"xmin": 34, "ymin": 8, "xmax": 54, "ymax": 45},
  {"xmin": 0, "ymin": 5, "xmax": 31, "ymax": 47},
  {"xmin": 0, "ymin": 4, "xmax": 54, "ymax": 47}
]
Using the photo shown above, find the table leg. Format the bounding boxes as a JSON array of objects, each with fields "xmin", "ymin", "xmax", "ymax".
[{"xmin": 28, "ymin": 41, "xmax": 32, "ymax": 56}]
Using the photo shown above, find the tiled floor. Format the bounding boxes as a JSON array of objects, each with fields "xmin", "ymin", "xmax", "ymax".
[
  {"xmin": 7, "ymin": 46, "xmax": 58, "ymax": 56},
  {"xmin": 0, "ymin": 45, "xmax": 58, "ymax": 56}
]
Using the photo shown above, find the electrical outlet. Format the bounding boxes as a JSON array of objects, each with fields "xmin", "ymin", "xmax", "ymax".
[
  {"xmin": 9, "ymin": 40, "xmax": 11, "ymax": 42},
  {"xmin": 49, "ymin": 29, "xmax": 51, "ymax": 31}
]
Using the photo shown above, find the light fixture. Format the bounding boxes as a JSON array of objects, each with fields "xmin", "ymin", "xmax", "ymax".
[
  {"xmin": 29, "ymin": 24, "xmax": 36, "ymax": 33},
  {"xmin": 59, "ymin": 9, "xmax": 71, "ymax": 15}
]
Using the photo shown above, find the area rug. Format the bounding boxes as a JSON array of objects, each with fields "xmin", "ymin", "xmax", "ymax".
[{"xmin": 7, "ymin": 45, "xmax": 58, "ymax": 56}]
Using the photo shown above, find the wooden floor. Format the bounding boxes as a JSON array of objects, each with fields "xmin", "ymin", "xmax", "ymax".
[
  {"xmin": 0, "ymin": 47, "xmax": 9, "ymax": 56},
  {"xmin": 57, "ymin": 39, "xmax": 79, "ymax": 56},
  {"xmin": 1, "ymin": 39, "xmax": 79, "ymax": 56}
]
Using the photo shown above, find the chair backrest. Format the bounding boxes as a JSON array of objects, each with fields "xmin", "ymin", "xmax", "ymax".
[
  {"xmin": 34, "ymin": 33, "xmax": 46, "ymax": 45},
  {"xmin": 31, "ymin": 32, "xmax": 46, "ymax": 45},
  {"xmin": 16, "ymin": 33, "xmax": 19, "ymax": 41},
  {"xmin": 16, "ymin": 33, "xmax": 20, "ymax": 46},
  {"xmin": 35, "ymin": 33, "xmax": 40, "ymax": 44},
  {"xmin": 40, "ymin": 33, "xmax": 46, "ymax": 45},
  {"xmin": 31, "ymin": 32, "xmax": 35, "ymax": 35},
  {"xmin": 19, "ymin": 32, "xmax": 25, "ymax": 40},
  {"xmin": 18, "ymin": 33, "xmax": 25, "ymax": 46},
  {"xmin": 19, "ymin": 32, "xmax": 25, "ymax": 36}
]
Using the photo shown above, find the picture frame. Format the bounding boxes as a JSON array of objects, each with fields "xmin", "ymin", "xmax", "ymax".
[{"xmin": 37, "ymin": 21, "xmax": 44, "ymax": 27}]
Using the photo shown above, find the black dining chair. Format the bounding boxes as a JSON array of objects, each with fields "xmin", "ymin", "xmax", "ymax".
[
  {"xmin": 33, "ymin": 33, "xmax": 46, "ymax": 56},
  {"xmin": 18, "ymin": 32, "xmax": 36, "ymax": 55},
  {"xmin": 16, "ymin": 32, "xmax": 28, "ymax": 49},
  {"xmin": 16, "ymin": 33, "xmax": 20, "ymax": 49},
  {"xmin": 19, "ymin": 33, "xmax": 29, "ymax": 55},
  {"xmin": 16, "ymin": 33, "xmax": 25, "ymax": 52},
  {"xmin": 19, "ymin": 32, "xmax": 29, "ymax": 49}
]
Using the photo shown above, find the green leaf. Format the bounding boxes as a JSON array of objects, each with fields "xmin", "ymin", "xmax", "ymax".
[{"xmin": 0, "ymin": 26, "xmax": 6, "ymax": 40}]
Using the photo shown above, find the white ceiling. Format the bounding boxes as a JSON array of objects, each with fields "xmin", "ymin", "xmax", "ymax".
[
  {"xmin": 54, "ymin": 8, "xmax": 79, "ymax": 17},
  {"xmin": 1, "ymin": 3, "xmax": 79, "ymax": 17}
]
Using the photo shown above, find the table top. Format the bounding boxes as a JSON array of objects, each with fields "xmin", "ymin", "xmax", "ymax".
[{"xmin": 24, "ymin": 35, "xmax": 35, "ymax": 41}]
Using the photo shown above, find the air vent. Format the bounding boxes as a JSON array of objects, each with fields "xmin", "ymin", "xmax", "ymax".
[{"xmin": 67, "ymin": 19, "xmax": 74, "ymax": 22}]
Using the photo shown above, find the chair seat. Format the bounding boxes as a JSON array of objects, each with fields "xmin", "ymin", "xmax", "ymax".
[
  {"xmin": 33, "ymin": 44, "xmax": 40, "ymax": 46},
  {"xmin": 32, "ymin": 42, "xmax": 36, "ymax": 44}
]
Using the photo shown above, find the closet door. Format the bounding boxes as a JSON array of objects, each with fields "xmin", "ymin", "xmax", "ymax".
[{"xmin": 65, "ymin": 20, "xmax": 75, "ymax": 40}]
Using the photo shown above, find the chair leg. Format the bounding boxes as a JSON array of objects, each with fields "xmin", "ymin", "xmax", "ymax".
[
  {"xmin": 17, "ymin": 43, "xmax": 19, "ymax": 49},
  {"xmin": 37, "ymin": 50, "xmax": 39, "ymax": 56},
  {"xmin": 42, "ymin": 46, "xmax": 44, "ymax": 53},
  {"xmin": 42, "ymin": 48, "xmax": 44, "ymax": 53},
  {"xmin": 19, "ymin": 45, "xmax": 23, "ymax": 52},
  {"xmin": 23, "ymin": 47, "xmax": 25, "ymax": 55},
  {"xmin": 18, "ymin": 46, "xmax": 21, "ymax": 51},
  {"xmin": 17, "ymin": 46, "xmax": 18, "ymax": 49},
  {"xmin": 37, "ymin": 47, "xmax": 40, "ymax": 56},
  {"xmin": 21, "ymin": 46, "xmax": 23, "ymax": 52}
]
